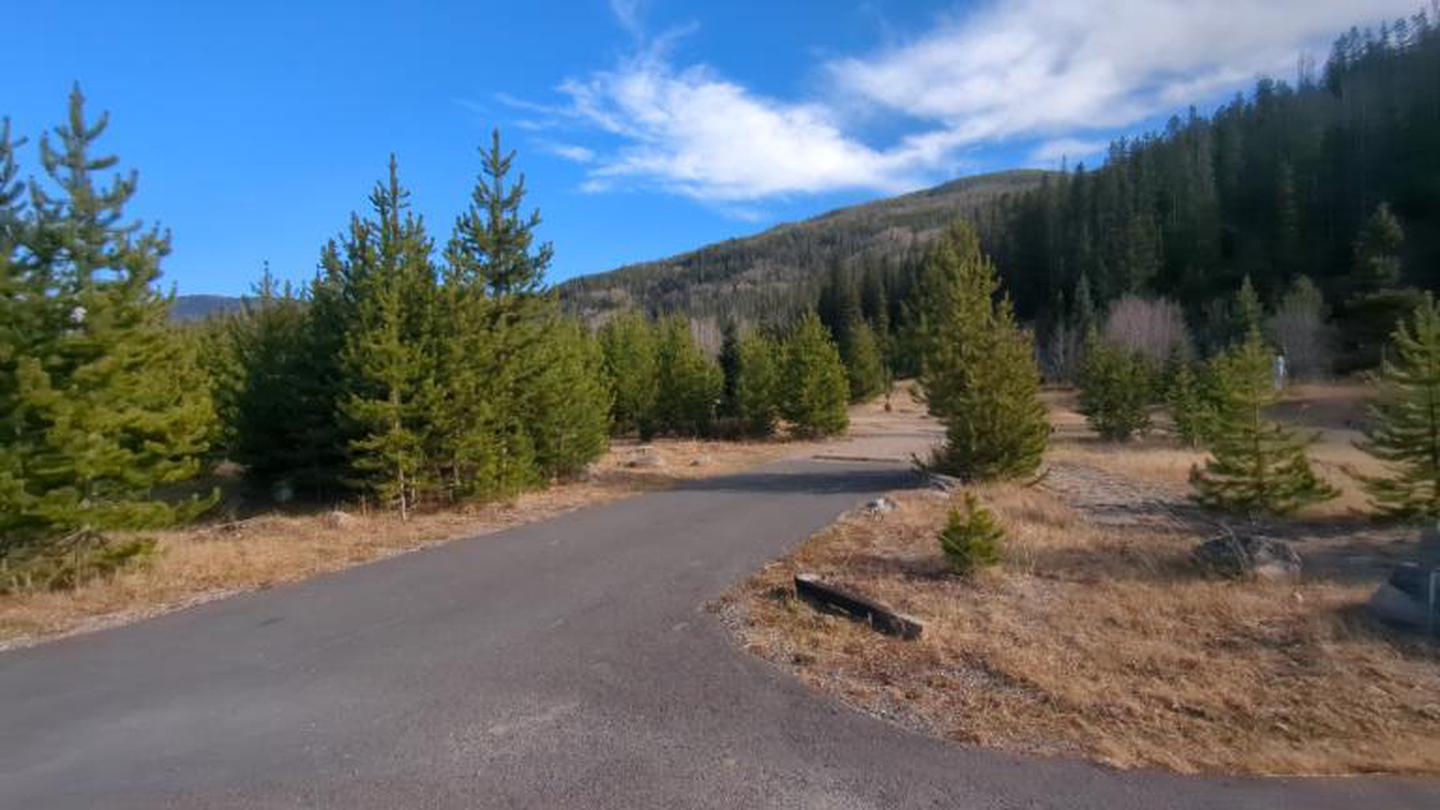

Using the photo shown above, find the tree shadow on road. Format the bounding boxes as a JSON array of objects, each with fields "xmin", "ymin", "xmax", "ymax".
[{"xmin": 671, "ymin": 465, "xmax": 923, "ymax": 496}]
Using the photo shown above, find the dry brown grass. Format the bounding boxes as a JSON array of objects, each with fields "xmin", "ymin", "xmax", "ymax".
[
  {"xmin": 0, "ymin": 436, "xmax": 796, "ymax": 650},
  {"xmin": 728, "ymin": 382, "xmax": 1440, "ymax": 776}
]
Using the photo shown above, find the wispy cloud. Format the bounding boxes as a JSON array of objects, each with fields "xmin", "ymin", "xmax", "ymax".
[
  {"xmin": 533, "ymin": 0, "xmax": 1413, "ymax": 205},
  {"xmin": 1030, "ymin": 137, "xmax": 1109, "ymax": 164},
  {"xmin": 546, "ymin": 143, "xmax": 597, "ymax": 163},
  {"xmin": 609, "ymin": 0, "xmax": 644, "ymax": 38}
]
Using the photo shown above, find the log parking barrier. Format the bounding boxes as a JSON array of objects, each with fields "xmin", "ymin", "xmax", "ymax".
[{"xmin": 794, "ymin": 573, "xmax": 923, "ymax": 640}]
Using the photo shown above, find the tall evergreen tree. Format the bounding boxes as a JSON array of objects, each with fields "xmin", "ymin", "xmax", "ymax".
[
  {"xmin": 1189, "ymin": 328, "xmax": 1337, "ymax": 515},
  {"xmin": 734, "ymin": 329, "xmax": 780, "ymax": 437},
  {"xmin": 1351, "ymin": 202, "xmax": 1404, "ymax": 293},
  {"xmin": 337, "ymin": 157, "xmax": 438, "ymax": 517},
  {"xmin": 444, "ymin": 130, "xmax": 554, "ymax": 495},
  {"xmin": 598, "ymin": 311, "xmax": 659, "ymax": 439},
  {"xmin": 717, "ymin": 318, "xmax": 741, "ymax": 418},
  {"xmin": 780, "ymin": 312, "xmax": 849, "ymax": 438},
  {"xmin": 1357, "ymin": 294, "xmax": 1440, "ymax": 520},
  {"xmin": 524, "ymin": 318, "xmax": 611, "ymax": 480},
  {"xmin": 841, "ymin": 318, "xmax": 887, "ymax": 403},
  {"xmin": 1078, "ymin": 336, "xmax": 1154, "ymax": 441},
  {"xmin": 4, "ymin": 87, "xmax": 215, "ymax": 555},
  {"xmin": 654, "ymin": 315, "xmax": 721, "ymax": 437},
  {"xmin": 914, "ymin": 223, "xmax": 1048, "ymax": 481}
]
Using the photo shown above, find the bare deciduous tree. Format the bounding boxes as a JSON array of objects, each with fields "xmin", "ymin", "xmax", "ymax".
[{"xmin": 1102, "ymin": 296, "xmax": 1190, "ymax": 364}]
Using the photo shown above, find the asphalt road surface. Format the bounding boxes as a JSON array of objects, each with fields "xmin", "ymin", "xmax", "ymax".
[{"xmin": 2, "ymin": 458, "xmax": 1436, "ymax": 808}]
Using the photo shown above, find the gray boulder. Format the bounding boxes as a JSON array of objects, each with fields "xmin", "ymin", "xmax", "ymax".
[{"xmin": 1191, "ymin": 532, "xmax": 1302, "ymax": 582}]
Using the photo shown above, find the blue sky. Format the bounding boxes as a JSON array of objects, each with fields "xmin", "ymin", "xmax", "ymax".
[{"xmin": 4, "ymin": 0, "xmax": 1410, "ymax": 295}]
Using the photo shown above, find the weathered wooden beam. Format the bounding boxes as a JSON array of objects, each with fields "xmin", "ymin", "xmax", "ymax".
[{"xmin": 794, "ymin": 573, "xmax": 923, "ymax": 640}]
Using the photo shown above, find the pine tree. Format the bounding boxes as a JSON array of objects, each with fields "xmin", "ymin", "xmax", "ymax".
[
  {"xmin": 914, "ymin": 223, "xmax": 1048, "ymax": 481},
  {"xmin": 781, "ymin": 312, "xmax": 850, "ymax": 438},
  {"xmin": 1234, "ymin": 275, "xmax": 1264, "ymax": 339},
  {"xmin": 337, "ymin": 156, "xmax": 438, "ymax": 518},
  {"xmin": 1357, "ymin": 294, "xmax": 1440, "ymax": 520},
  {"xmin": 1352, "ymin": 202, "xmax": 1404, "ymax": 293},
  {"xmin": 938, "ymin": 492, "xmax": 1004, "ymax": 574},
  {"xmin": 718, "ymin": 318, "xmax": 741, "ymax": 418},
  {"xmin": 841, "ymin": 318, "xmax": 887, "ymax": 402},
  {"xmin": 735, "ymin": 329, "xmax": 781, "ymax": 437},
  {"xmin": 0, "ymin": 117, "xmax": 33, "ymax": 545},
  {"xmin": 1164, "ymin": 353, "xmax": 1218, "ymax": 447},
  {"xmin": 654, "ymin": 315, "xmax": 721, "ymax": 437},
  {"xmin": 524, "ymin": 317, "xmax": 611, "ymax": 480},
  {"xmin": 444, "ymin": 130, "xmax": 553, "ymax": 496},
  {"xmin": 1078, "ymin": 336, "xmax": 1154, "ymax": 441},
  {"xmin": 1189, "ymin": 328, "xmax": 1337, "ymax": 515},
  {"xmin": 598, "ymin": 311, "xmax": 659, "ymax": 439},
  {"xmin": 4, "ymin": 87, "xmax": 215, "ymax": 558}
]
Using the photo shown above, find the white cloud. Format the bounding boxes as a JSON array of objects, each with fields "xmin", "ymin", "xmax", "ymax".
[
  {"xmin": 609, "ymin": 0, "xmax": 644, "ymax": 38},
  {"xmin": 831, "ymin": 0, "xmax": 1415, "ymax": 144},
  {"xmin": 548, "ymin": 143, "xmax": 597, "ymax": 163},
  {"xmin": 558, "ymin": 50, "xmax": 943, "ymax": 201},
  {"xmin": 541, "ymin": 0, "xmax": 1410, "ymax": 205},
  {"xmin": 1030, "ymin": 137, "xmax": 1108, "ymax": 164}
]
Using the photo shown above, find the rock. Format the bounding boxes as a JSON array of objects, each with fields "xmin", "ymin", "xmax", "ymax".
[
  {"xmin": 625, "ymin": 448, "xmax": 665, "ymax": 469},
  {"xmin": 864, "ymin": 497, "xmax": 897, "ymax": 515},
  {"xmin": 1368, "ymin": 562, "xmax": 1439, "ymax": 631},
  {"xmin": 1191, "ymin": 532, "xmax": 1301, "ymax": 582},
  {"xmin": 689, "ymin": 455, "xmax": 710, "ymax": 467},
  {"xmin": 324, "ymin": 510, "xmax": 358, "ymax": 529}
]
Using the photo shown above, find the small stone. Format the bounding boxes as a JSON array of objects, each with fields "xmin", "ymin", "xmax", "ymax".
[
  {"xmin": 689, "ymin": 455, "xmax": 710, "ymax": 467},
  {"xmin": 1191, "ymin": 531, "xmax": 1301, "ymax": 582},
  {"xmin": 626, "ymin": 448, "xmax": 665, "ymax": 469},
  {"xmin": 865, "ymin": 497, "xmax": 897, "ymax": 515},
  {"xmin": 324, "ymin": 510, "xmax": 358, "ymax": 529}
]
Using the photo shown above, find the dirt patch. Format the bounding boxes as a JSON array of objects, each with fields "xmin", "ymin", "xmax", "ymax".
[{"xmin": 726, "ymin": 385, "xmax": 1440, "ymax": 776}]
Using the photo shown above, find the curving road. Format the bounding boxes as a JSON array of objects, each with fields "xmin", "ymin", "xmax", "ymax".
[{"xmin": 1, "ymin": 457, "xmax": 1435, "ymax": 808}]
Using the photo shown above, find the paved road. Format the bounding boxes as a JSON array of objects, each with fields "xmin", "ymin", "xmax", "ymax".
[{"xmin": 1, "ymin": 458, "xmax": 1435, "ymax": 808}]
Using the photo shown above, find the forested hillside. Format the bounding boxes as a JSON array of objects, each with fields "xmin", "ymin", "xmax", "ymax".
[
  {"xmin": 990, "ymin": 10, "xmax": 1440, "ymax": 368},
  {"xmin": 559, "ymin": 169, "xmax": 1048, "ymax": 323},
  {"xmin": 564, "ymin": 8, "xmax": 1440, "ymax": 375}
]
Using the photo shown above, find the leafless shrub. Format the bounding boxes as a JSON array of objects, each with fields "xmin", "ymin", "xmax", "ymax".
[
  {"xmin": 1041, "ymin": 322, "xmax": 1084, "ymax": 384},
  {"xmin": 1102, "ymin": 296, "xmax": 1190, "ymax": 363},
  {"xmin": 1267, "ymin": 276, "xmax": 1333, "ymax": 380}
]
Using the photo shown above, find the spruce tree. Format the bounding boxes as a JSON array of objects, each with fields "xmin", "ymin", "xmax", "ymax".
[
  {"xmin": 654, "ymin": 315, "xmax": 721, "ymax": 437},
  {"xmin": 4, "ymin": 87, "xmax": 215, "ymax": 555},
  {"xmin": 717, "ymin": 318, "xmax": 741, "ymax": 418},
  {"xmin": 841, "ymin": 318, "xmax": 887, "ymax": 402},
  {"xmin": 734, "ymin": 330, "xmax": 780, "ymax": 437},
  {"xmin": 524, "ymin": 318, "xmax": 611, "ymax": 480},
  {"xmin": 1357, "ymin": 294, "xmax": 1440, "ymax": 520},
  {"xmin": 1165, "ymin": 353, "xmax": 1217, "ymax": 448},
  {"xmin": 939, "ymin": 492, "xmax": 1004, "ymax": 574},
  {"xmin": 1078, "ymin": 336, "xmax": 1154, "ymax": 441},
  {"xmin": 445, "ymin": 130, "xmax": 552, "ymax": 495},
  {"xmin": 337, "ymin": 156, "xmax": 438, "ymax": 518},
  {"xmin": 0, "ymin": 118, "xmax": 32, "ymax": 545},
  {"xmin": 780, "ymin": 312, "xmax": 849, "ymax": 438},
  {"xmin": 914, "ymin": 223, "xmax": 1048, "ymax": 481},
  {"xmin": 598, "ymin": 311, "xmax": 659, "ymax": 439},
  {"xmin": 1352, "ymin": 202, "xmax": 1404, "ymax": 293},
  {"xmin": 1189, "ymin": 328, "xmax": 1337, "ymax": 516}
]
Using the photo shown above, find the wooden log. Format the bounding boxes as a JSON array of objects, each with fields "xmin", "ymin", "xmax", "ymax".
[{"xmin": 794, "ymin": 573, "xmax": 923, "ymax": 640}]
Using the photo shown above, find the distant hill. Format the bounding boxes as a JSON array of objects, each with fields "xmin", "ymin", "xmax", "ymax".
[
  {"xmin": 171, "ymin": 294, "xmax": 244, "ymax": 322},
  {"xmin": 559, "ymin": 169, "xmax": 1051, "ymax": 322}
]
